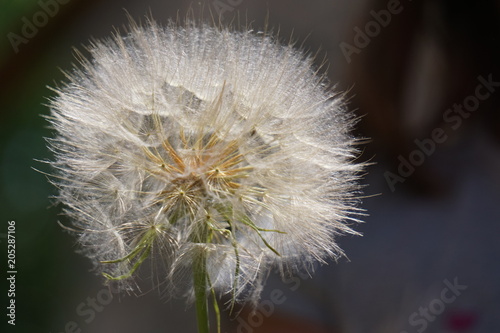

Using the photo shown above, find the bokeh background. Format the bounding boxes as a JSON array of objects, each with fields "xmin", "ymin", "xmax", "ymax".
[{"xmin": 1, "ymin": 0, "xmax": 500, "ymax": 332}]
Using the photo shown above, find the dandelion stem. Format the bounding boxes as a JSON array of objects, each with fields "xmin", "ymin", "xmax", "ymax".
[{"xmin": 193, "ymin": 251, "xmax": 209, "ymax": 333}]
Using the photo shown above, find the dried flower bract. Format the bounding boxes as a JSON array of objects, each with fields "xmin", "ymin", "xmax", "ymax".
[{"xmin": 46, "ymin": 18, "xmax": 364, "ymax": 306}]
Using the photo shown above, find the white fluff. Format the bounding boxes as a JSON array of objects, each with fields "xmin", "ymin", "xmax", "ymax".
[{"xmin": 47, "ymin": 19, "xmax": 364, "ymax": 305}]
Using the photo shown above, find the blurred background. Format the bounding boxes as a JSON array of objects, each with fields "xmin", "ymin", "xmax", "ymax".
[{"xmin": 1, "ymin": 0, "xmax": 500, "ymax": 332}]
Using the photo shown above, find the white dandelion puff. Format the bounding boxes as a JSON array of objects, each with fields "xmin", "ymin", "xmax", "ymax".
[{"xmin": 45, "ymin": 18, "xmax": 364, "ymax": 328}]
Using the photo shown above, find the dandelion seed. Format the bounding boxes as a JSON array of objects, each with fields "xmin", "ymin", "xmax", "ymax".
[{"xmin": 45, "ymin": 17, "xmax": 364, "ymax": 332}]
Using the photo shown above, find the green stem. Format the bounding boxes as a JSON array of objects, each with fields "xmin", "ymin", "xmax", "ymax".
[{"xmin": 194, "ymin": 251, "xmax": 209, "ymax": 333}]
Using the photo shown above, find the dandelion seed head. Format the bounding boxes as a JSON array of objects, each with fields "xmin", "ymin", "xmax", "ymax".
[{"xmin": 47, "ymin": 18, "xmax": 364, "ymax": 305}]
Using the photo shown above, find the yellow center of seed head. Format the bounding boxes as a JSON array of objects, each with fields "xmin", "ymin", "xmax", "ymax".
[{"xmin": 145, "ymin": 130, "xmax": 249, "ymax": 217}]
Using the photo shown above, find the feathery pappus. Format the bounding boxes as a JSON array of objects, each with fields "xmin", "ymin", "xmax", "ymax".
[{"xmin": 46, "ymin": 18, "xmax": 364, "ymax": 308}]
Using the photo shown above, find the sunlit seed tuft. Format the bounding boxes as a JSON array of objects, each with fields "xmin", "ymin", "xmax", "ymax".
[{"xmin": 46, "ymin": 18, "xmax": 365, "ymax": 306}]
